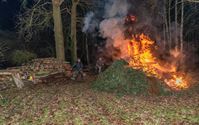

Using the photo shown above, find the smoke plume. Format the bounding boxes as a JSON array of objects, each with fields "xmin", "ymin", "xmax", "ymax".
[
  {"xmin": 82, "ymin": 0, "xmax": 164, "ymax": 60},
  {"xmin": 82, "ymin": 12, "xmax": 95, "ymax": 33},
  {"xmin": 99, "ymin": 0, "xmax": 130, "ymax": 59}
]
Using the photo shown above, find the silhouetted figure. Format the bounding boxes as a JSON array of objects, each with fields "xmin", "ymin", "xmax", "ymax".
[
  {"xmin": 95, "ymin": 57, "xmax": 104, "ymax": 74},
  {"xmin": 71, "ymin": 58, "xmax": 84, "ymax": 80}
]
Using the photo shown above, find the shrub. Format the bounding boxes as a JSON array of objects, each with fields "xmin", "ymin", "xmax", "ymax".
[
  {"xmin": 0, "ymin": 42, "xmax": 8, "ymax": 63},
  {"xmin": 11, "ymin": 50, "xmax": 37, "ymax": 65}
]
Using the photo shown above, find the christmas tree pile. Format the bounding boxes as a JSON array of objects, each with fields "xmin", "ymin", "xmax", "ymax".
[{"xmin": 92, "ymin": 60, "xmax": 169, "ymax": 95}]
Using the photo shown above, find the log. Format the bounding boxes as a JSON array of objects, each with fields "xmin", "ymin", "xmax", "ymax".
[
  {"xmin": 0, "ymin": 71, "xmax": 24, "ymax": 89},
  {"xmin": 12, "ymin": 74, "xmax": 24, "ymax": 89},
  {"xmin": 1, "ymin": 58, "xmax": 72, "ymax": 86}
]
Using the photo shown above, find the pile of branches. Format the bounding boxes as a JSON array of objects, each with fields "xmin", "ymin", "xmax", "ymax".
[
  {"xmin": 7, "ymin": 58, "xmax": 72, "ymax": 78},
  {"xmin": 92, "ymin": 60, "xmax": 170, "ymax": 96},
  {"xmin": 22, "ymin": 58, "xmax": 71, "ymax": 74},
  {"xmin": 0, "ymin": 58, "xmax": 71, "ymax": 90}
]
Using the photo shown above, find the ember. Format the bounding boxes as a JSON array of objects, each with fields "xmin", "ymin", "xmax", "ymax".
[
  {"xmin": 125, "ymin": 15, "xmax": 137, "ymax": 23},
  {"xmin": 127, "ymin": 34, "xmax": 189, "ymax": 90}
]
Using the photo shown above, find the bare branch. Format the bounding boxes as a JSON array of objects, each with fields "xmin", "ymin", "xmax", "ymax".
[
  {"xmin": 17, "ymin": 0, "xmax": 53, "ymax": 41},
  {"xmin": 186, "ymin": 0, "xmax": 199, "ymax": 3},
  {"xmin": 62, "ymin": 6, "xmax": 71, "ymax": 15}
]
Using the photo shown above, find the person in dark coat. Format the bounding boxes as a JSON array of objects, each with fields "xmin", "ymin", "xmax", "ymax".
[
  {"xmin": 95, "ymin": 57, "xmax": 104, "ymax": 74},
  {"xmin": 71, "ymin": 58, "xmax": 84, "ymax": 80}
]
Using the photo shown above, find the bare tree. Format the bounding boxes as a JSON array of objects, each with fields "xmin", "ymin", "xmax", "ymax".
[
  {"xmin": 180, "ymin": 0, "xmax": 184, "ymax": 53},
  {"xmin": 64, "ymin": 0, "xmax": 92, "ymax": 64},
  {"xmin": 52, "ymin": 0, "xmax": 65, "ymax": 61},
  {"xmin": 17, "ymin": 0, "xmax": 65, "ymax": 61},
  {"xmin": 168, "ymin": 0, "xmax": 172, "ymax": 49},
  {"xmin": 186, "ymin": 0, "xmax": 199, "ymax": 2},
  {"xmin": 175, "ymin": 0, "xmax": 179, "ymax": 48},
  {"xmin": 70, "ymin": 0, "xmax": 79, "ymax": 63}
]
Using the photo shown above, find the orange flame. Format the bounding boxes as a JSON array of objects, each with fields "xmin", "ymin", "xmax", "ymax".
[{"xmin": 127, "ymin": 34, "xmax": 189, "ymax": 90}]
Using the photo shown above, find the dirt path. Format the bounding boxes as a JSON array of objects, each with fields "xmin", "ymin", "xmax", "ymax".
[{"xmin": 0, "ymin": 76, "xmax": 199, "ymax": 125}]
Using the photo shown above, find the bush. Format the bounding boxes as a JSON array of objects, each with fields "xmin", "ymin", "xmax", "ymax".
[
  {"xmin": 0, "ymin": 42, "xmax": 8, "ymax": 63},
  {"xmin": 92, "ymin": 60, "xmax": 169, "ymax": 96},
  {"xmin": 11, "ymin": 50, "xmax": 37, "ymax": 65}
]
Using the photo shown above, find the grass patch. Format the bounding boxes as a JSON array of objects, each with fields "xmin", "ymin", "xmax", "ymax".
[
  {"xmin": 153, "ymin": 106, "xmax": 199, "ymax": 123},
  {"xmin": 0, "ymin": 97, "xmax": 9, "ymax": 107}
]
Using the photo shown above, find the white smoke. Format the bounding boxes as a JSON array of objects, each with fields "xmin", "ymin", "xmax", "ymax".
[
  {"xmin": 104, "ymin": 0, "xmax": 130, "ymax": 18},
  {"xmin": 99, "ymin": 0, "xmax": 130, "ymax": 59},
  {"xmin": 100, "ymin": 18, "xmax": 125, "ymax": 40},
  {"xmin": 82, "ymin": 12, "xmax": 96, "ymax": 33},
  {"xmin": 82, "ymin": 0, "xmax": 131, "ymax": 59}
]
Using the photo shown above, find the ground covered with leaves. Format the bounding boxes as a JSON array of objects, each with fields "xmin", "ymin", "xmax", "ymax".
[{"xmin": 0, "ymin": 75, "xmax": 199, "ymax": 125}]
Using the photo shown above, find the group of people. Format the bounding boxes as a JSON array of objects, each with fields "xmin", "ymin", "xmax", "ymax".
[{"xmin": 71, "ymin": 57, "xmax": 105, "ymax": 80}]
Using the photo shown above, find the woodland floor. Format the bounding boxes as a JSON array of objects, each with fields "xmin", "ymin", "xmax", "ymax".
[{"xmin": 0, "ymin": 75, "xmax": 199, "ymax": 125}]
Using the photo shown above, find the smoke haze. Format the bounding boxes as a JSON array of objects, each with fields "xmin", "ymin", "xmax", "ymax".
[{"xmin": 82, "ymin": 0, "xmax": 165, "ymax": 60}]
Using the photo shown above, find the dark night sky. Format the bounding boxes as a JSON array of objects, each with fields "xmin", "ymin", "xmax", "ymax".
[{"xmin": 0, "ymin": 0, "xmax": 20, "ymax": 31}]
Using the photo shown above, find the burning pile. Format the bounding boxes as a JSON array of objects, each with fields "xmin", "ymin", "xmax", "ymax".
[
  {"xmin": 127, "ymin": 34, "xmax": 190, "ymax": 91},
  {"xmin": 84, "ymin": 0, "xmax": 192, "ymax": 92}
]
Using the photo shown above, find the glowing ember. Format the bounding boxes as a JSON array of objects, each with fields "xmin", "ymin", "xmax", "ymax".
[
  {"xmin": 125, "ymin": 15, "xmax": 137, "ymax": 23},
  {"xmin": 127, "ymin": 34, "xmax": 189, "ymax": 90}
]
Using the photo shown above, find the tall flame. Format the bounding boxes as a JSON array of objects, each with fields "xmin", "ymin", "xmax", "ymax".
[{"xmin": 127, "ymin": 34, "xmax": 189, "ymax": 90}]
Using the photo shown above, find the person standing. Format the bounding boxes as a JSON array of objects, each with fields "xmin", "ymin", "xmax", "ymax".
[
  {"xmin": 96, "ymin": 57, "xmax": 104, "ymax": 74},
  {"xmin": 71, "ymin": 58, "xmax": 84, "ymax": 80}
]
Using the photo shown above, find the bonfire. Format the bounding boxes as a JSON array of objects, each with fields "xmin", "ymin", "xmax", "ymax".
[{"xmin": 127, "ymin": 33, "xmax": 190, "ymax": 91}]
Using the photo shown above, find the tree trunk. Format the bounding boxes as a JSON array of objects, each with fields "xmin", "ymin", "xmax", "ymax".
[
  {"xmin": 163, "ymin": 23, "xmax": 166, "ymax": 50},
  {"xmin": 175, "ymin": 0, "xmax": 178, "ymax": 48},
  {"xmin": 52, "ymin": 0, "xmax": 65, "ymax": 61},
  {"xmin": 85, "ymin": 34, "xmax": 90, "ymax": 65},
  {"xmin": 163, "ymin": 0, "xmax": 167, "ymax": 50},
  {"xmin": 71, "ymin": 1, "xmax": 78, "ymax": 64},
  {"xmin": 180, "ymin": 0, "xmax": 184, "ymax": 53},
  {"xmin": 164, "ymin": 0, "xmax": 169, "ymax": 50},
  {"xmin": 168, "ymin": 0, "xmax": 172, "ymax": 50}
]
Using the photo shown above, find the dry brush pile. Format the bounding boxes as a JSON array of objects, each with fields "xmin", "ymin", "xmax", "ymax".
[{"xmin": 93, "ymin": 60, "xmax": 178, "ymax": 96}]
